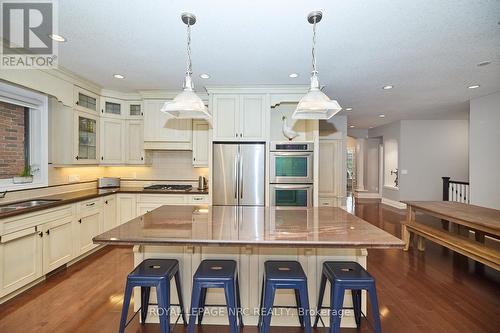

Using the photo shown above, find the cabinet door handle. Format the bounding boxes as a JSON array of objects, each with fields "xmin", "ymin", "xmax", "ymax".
[
  {"xmin": 78, "ymin": 219, "xmax": 82, "ymax": 223},
  {"xmin": 39, "ymin": 232, "xmax": 43, "ymax": 237},
  {"xmin": 235, "ymin": 133, "xmax": 237, "ymax": 137},
  {"xmin": 240, "ymin": 133, "xmax": 242, "ymax": 138},
  {"xmin": 101, "ymin": 109, "xmax": 104, "ymax": 113},
  {"xmin": 101, "ymin": 156, "xmax": 104, "ymax": 161},
  {"xmin": 75, "ymin": 156, "xmax": 79, "ymax": 160},
  {"xmin": 105, "ymin": 200, "xmax": 108, "ymax": 204},
  {"xmin": 45, "ymin": 230, "xmax": 50, "ymax": 235},
  {"xmin": 141, "ymin": 157, "xmax": 144, "ymax": 161},
  {"xmin": 75, "ymin": 101, "xmax": 79, "ymax": 105}
]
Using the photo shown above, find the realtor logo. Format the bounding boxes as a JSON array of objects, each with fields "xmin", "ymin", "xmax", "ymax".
[{"xmin": 1, "ymin": 0, "xmax": 58, "ymax": 68}]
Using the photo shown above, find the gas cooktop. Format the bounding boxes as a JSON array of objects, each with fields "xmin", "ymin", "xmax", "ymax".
[{"xmin": 143, "ymin": 184, "xmax": 193, "ymax": 191}]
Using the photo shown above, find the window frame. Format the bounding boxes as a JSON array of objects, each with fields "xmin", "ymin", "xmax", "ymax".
[{"xmin": 0, "ymin": 81, "xmax": 48, "ymax": 191}]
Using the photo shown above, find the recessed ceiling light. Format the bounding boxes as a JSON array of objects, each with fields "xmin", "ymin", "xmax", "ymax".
[
  {"xmin": 113, "ymin": 74, "xmax": 125, "ymax": 79},
  {"xmin": 379, "ymin": 114, "xmax": 385, "ymax": 118},
  {"xmin": 382, "ymin": 85, "xmax": 393, "ymax": 90},
  {"xmin": 349, "ymin": 125, "xmax": 355, "ymax": 128},
  {"xmin": 468, "ymin": 84, "xmax": 480, "ymax": 89},
  {"xmin": 289, "ymin": 73, "xmax": 299, "ymax": 78},
  {"xmin": 200, "ymin": 73, "xmax": 210, "ymax": 79},
  {"xmin": 345, "ymin": 107, "xmax": 353, "ymax": 111},
  {"xmin": 477, "ymin": 61, "xmax": 491, "ymax": 67},
  {"xmin": 49, "ymin": 34, "xmax": 66, "ymax": 42}
]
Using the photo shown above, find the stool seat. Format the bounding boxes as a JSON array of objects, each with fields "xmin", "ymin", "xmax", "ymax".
[
  {"xmin": 264, "ymin": 260, "xmax": 307, "ymax": 281},
  {"xmin": 194, "ymin": 259, "xmax": 237, "ymax": 280},
  {"xmin": 323, "ymin": 261, "xmax": 374, "ymax": 283},
  {"xmin": 129, "ymin": 259, "xmax": 179, "ymax": 279}
]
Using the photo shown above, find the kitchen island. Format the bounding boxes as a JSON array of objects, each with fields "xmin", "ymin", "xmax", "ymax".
[{"xmin": 94, "ymin": 205, "xmax": 403, "ymax": 328}]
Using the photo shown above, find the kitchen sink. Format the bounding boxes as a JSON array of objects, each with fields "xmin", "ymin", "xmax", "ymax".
[{"xmin": 0, "ymin": 199, "xmax": 61, "ymax": 213}]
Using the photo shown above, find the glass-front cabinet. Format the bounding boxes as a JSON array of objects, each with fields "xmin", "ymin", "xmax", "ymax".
[
  {"xmin": 73, "ymin": 112, "xmax": 99, "ymax": 164},
  {"xmin": 74, "ymin": 86, "xmax": 99, "ymax": 114},
  {"xmin": 127, "ymin": 101, "xmax": 143, "ymax": 118},
  {"xmin": 100, "ymin": 97, "xmax": 123, "ymax": 118}
]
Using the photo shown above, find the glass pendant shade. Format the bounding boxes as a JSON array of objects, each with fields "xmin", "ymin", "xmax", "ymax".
[
  {"xmin": 161, "ymin": 75, "xmax": 211, "ymax": 122},
  {"xmin": 292, "ymin": 74, "xmax": 342, "ymax": 120}
]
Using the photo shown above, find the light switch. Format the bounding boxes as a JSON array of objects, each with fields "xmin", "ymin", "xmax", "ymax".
[{"xmin": 401, "ymin": 169, "xmax": 408, "ymax": 175}]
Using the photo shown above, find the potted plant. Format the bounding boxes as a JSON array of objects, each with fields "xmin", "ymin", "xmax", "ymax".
[{"xmin": 13, "ymin": 165, "xmax": 38, "ymax": 184}]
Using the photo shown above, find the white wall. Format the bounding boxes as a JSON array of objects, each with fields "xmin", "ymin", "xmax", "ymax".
[
  {"xmin": 399, "ymin": 120, "xmax": 469, "ymax": 201},
  {"xmin": 469, "ymin": 92, "xmax": 500, "ymax": 209},
  {"xmin": 365, "ymin": 138, "xmax": 381, "ymax": 193}
]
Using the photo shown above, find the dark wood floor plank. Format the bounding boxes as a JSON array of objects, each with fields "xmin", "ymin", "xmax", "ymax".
[{"xmin": 0, "ymin": 199, "xmax": 499, "ymax": 333}]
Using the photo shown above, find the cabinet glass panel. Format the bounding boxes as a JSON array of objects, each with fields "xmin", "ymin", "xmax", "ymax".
[
  {"xmin": 78, "ymin": 116, "xmax": 97, "ymax": 160},
  {"xmin": 275, "ymin": 156, "xmax": 308, "ymax": 177},
  {"xmin": 129, "ymin": 104, "xmax": 141, "ymax": 116},
  {"xmin": 275, "ymin": 189, "xmax": 308, "ymax": 206},
  {"xmin": 78, "ymin": 93, "xmax": 97, "ymax": 111},
  {"xmin": 105, "ymin": 101, "xmax": 121, "ymax": 115}
]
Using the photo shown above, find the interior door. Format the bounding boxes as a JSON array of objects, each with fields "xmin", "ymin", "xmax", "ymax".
[
  {"xmin": 213, "ymin": 143, "xmax": 239, "ymax": 205},
  {"xmin": 239, "ymin": 143, "xmax": 265, "ymax": 206}
]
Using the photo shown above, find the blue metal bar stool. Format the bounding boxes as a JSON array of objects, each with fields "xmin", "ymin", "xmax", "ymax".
[
  {"xmin": 313, "ymin": 261, "xmax": 382, "ymax": 333},
  {"xmin": 188, "ymin": 259, "xmax": 243, "ymax": 333},
  {"xmin": 258, "ymin": 260, "xmax": 311, "ymax": 333},
  {"xmin": 119, "ymin": 258, "xmax": 187, "ymax": 333}
]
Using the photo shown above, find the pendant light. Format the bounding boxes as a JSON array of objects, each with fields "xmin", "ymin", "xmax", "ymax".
[
  {"xmin": 161, "ymin": 13, "xmax": 211, "ymax": 123},
  {"xmin": 292, "ymin": 11, "xmax": 342, "ymax": 120}
]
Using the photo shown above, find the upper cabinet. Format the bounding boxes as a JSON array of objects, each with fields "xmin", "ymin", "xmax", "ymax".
[
  {"xmin": 100, "ymin": 117, "xmax": 124, "ymax": 164},
  {"xmin": 100, "ymin": 97, "xmax": 124, "ymax": 118},
  {"xmin": 74, "ymin": 86, "xmax": 99, "ymax": 114},
  {"xmin": 126, "ymin": 101, "xmax": 143, "ymax": 118},
  {"xmin": 125, "ymin": 120, "xmax": 145, "ymax": 164},
  {"xmin": 212, "ymin": 94, "xmax": 267, "ymax": 141},
  {"xmin": 192, "ymin": 120, "xmax": 210, "ymax": 167},
  {"xmin": 143, "ymin": 100, "xmax": 193, "ymax": 150}
]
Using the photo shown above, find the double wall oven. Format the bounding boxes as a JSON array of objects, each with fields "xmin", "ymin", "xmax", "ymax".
[{"xmin": 270, "ymin": 142, "xmax": 314, "ymax": 207}]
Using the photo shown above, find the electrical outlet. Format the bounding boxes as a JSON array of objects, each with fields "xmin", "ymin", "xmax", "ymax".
[{"xmin": 68, "ymin": 175, "xmax": 80, "ymax": 182}]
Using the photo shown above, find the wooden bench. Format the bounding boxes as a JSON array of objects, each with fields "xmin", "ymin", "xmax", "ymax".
[{"xmin": 403, "ymin": 222, "xmax": 500, "ymax": 271}]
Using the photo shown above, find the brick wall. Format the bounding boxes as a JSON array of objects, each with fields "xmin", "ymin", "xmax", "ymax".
[{"xmin": 0, "ymin": 101, "xmax": 26, "ymax": 178}]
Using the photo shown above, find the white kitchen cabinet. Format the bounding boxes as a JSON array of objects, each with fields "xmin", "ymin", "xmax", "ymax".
[
  {"xmin": 125, "ymin": 120, "xmax": 145, "ymax": 164},
  {"xmin": 102, "ymin": 195, "xmax": 117, "ymax": 232},
  {"xmin": 41, "ymin": 216, "xmax": 74, "ymax": 274},
  {"xmin": 0, "ymin": 227, "xmax": 43, "ymax": 297},
  {"xmin": 125, "ymin": 101, "xmax": 143, "ymax": 119},
  {"xmin": 212, "ymin": 95, "xmax": 239, "ymax": 140},
  {"xmin": 74, "ymin": 86, "xmax": 99, "ymax": 114},
  {"xmin": 51, "ymin": 97, "xmax": 101, "ymax": 165},
  {"xmin": 100, "ymin": 96, "xmax": 124, "ymax": 118},
  {"xmin": 117, "ymin": 194, "xmax": 137, "ymax": 224},
  {"xmin": 192, "ymin": 120, "xmax": 210, "ymax": 167},
  {"xmin": 100, "ymin": 117, "xmax": 124, "ymax": 164},
  {"xmin": 75, "ymin": 198, "xmax": 102, "ymax": 255},
  {"xmin": 319, "ymin": 139, "xmax": 344, "ymax": 199},
  {"xmin": 212, "ymin": 94, "xmax": 267, "ymax": 141},
  {"xmin": 143, "ymin": 100, "xmax": 193, "ymax": 150}
]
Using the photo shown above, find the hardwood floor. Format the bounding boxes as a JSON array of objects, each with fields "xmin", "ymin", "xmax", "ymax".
[{"xmin": 1, "ymin": 199, "xmax": 499, "ymax": 333}]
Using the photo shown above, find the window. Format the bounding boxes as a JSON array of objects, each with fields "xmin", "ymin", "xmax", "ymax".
[{"xmin": 0, "ymin": 82, "xmax": 48, "ymax": 191}]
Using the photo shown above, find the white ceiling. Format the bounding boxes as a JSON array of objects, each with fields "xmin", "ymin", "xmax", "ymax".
[{"xmin": 58, "ymin": 0, "xmax": 500, "ymax": 128}]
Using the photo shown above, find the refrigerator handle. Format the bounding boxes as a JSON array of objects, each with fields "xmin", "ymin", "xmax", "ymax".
[
  {"xmin": 239, "ymin": 154, "xmax": 243, "ymax": 199},
  {"xmin": 234, "ymin": 153, "xmax": 239, "ymax": 199}
]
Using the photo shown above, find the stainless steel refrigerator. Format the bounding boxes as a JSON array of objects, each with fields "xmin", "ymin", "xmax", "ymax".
[{"xmin": 213, "ymin": 143, "xmax": 265, "ymax": 206}]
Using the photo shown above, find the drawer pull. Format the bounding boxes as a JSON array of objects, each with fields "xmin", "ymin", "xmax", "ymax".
[
  {"xmin": 193, "ymin": 197, "xmax": 203, "ymax": 201},
  {"xmin": 86, "ymin": 202, "xmax": 96, "ymax": 207}
]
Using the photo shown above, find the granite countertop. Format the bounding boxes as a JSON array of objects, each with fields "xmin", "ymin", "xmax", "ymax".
[
  {"xmin": 0, "ymin": 187, "xmax": 209, "ymax": 219},
  {"xmin": 93, "ymin": 205, "xmax": 404, "ymax": 249}
]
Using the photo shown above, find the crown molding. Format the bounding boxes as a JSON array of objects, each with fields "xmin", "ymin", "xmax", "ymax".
[
  {"xmin": 100, "ymin": 89, "xmax": 142, "ymax": 100},
  {"xmin": 42, "ymin": 66, "xmax": 102, "ymax": 94},
  {"xmin": 139, "ymin": 90, "xmax": 209, "ymax": 102}
]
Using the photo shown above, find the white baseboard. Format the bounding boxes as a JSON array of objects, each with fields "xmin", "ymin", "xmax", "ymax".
[
  {"xmin": 355, "ymin": 191, "xmax": 381, "ymax": 199},
  {"xmin": 381, "ymin": 197, "xmax": 407, "ymax": 209}
]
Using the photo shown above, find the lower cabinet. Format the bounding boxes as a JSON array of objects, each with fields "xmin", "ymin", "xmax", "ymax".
[
  {"xmin": 117, "ymin": 194, "xmax": 137, "ymax": 224},
  {"xmin": 41, "ymin": 216, "xmax": 74, "ymax": 274},
  {"xmin": 0, "ymin": 227, "xmax": 43, "ymax": 297},
  {"xmin": 102, "ymin": 196, "xmax": 117, "ymax": 232}
]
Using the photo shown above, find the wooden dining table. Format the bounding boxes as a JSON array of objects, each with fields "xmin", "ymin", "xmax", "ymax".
[{"xmin": 402, "ymin": 201, "xmax": 500, "ymax": 270}]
